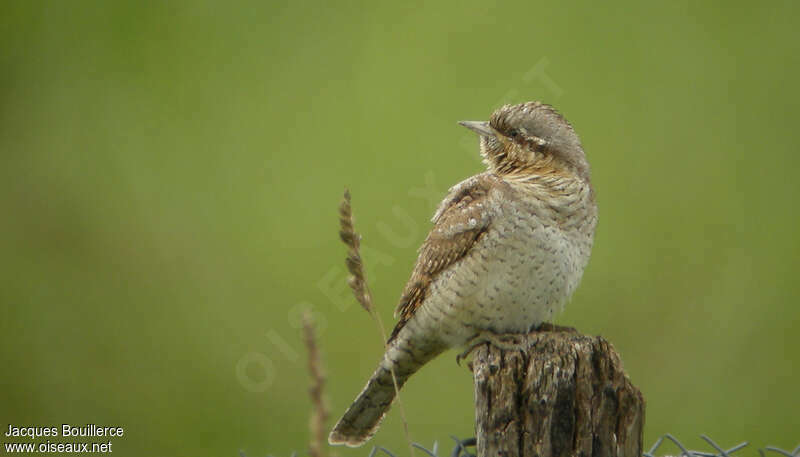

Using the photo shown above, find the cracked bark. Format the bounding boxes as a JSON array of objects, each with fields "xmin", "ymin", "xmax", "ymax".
[{"xmin": 471, "ymin": 327, "xmax": 645, "ymax": 457}]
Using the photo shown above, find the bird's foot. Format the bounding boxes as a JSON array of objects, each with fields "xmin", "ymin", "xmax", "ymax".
[
  {"xmin": 456, "ymin": 331, "xmax": 531, "ymax": 367},
  {"xmin": 535, "ymin": 322, "xmax": 577, "ymax": 333}
]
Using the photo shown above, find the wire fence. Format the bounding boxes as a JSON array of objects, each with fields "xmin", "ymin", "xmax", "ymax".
[
  {"xmin": 242, "ymin": 435, "xmax": 799, "ymax": 457},
  {"xmin": 644, "ymin": 435, "xmax": 799, "ymax": 457}
]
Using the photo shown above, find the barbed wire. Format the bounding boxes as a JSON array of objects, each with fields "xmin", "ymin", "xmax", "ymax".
[
  {"xmin": 760, "ymin": 445, "xmax": 800, "ymax": 457},
  {"xmin": 242, "ymin": 435, "xmax": 798, "ymax": 457},
  {"xmin": 644, "ymin": 434, "xmax": 748, "ymax": 457}
]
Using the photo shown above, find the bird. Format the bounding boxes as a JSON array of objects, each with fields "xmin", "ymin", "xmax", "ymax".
[{"xmin": 328, "ymin": 101, "xmax": 598, "ymax": 447}]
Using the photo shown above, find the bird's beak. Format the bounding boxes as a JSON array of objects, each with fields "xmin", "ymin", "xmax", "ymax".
[
  {"xmin": 458, "ymin": 120, "xmax": 497, "ymax": 138},
  {"xmin": 459, "ymin": 120, "xmax": 512, "ymax": 147}
]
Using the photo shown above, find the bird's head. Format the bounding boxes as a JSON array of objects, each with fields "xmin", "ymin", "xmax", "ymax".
[{"xmin": 459, "ymin": 102, "xmax": 590, "ymax": 182}]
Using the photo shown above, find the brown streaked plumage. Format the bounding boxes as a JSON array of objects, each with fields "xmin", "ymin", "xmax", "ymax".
[
  {"xmin": 329, "ymin": 101, "xmax": 598, "ymax": 447},
  {"xmin": 391, "ymin": 175, "xmax": 493, "ymax": 342}
]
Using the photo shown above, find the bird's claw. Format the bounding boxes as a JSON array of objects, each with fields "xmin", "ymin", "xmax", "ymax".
[
  {"xmin": 455, "ymin": 346, "xmax": 477, "ymax": 366},
  {"xmin": 455, "ymin": 331, "xmax": 532, "ymax": 367}
]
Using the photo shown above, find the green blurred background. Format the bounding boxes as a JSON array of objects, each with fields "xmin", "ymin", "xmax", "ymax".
[{"xmin": 1, "ymin": 1, "xmax": 798, "ymax": 456}]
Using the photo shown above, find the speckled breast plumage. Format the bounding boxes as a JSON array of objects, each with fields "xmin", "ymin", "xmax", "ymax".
[{"xmin": 398, "ymin": 171, "xmax": 597, "ymax": 347}]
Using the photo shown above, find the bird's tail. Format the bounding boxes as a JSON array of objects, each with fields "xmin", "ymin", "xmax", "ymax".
[{"xmin": 328, "ymin": 338, "xmax": 445, "ymax": 447}]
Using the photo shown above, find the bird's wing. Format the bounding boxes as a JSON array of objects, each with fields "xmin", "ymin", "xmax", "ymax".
[{"xmin": 389, "ymin": 174, "xmax": 497, "ymax": 342}]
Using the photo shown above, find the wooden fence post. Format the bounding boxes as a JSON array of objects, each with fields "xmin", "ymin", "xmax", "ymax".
[{"xmin": 471, "ymin": 327, "xmax": 645, "ymax": 457}]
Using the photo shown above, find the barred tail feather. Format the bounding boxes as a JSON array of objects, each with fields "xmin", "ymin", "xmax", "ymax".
[
  {"xmin": 328, "ymin": 337, "xmax": 445, "ymax": 447},
  {"xmin": 328, "ymin": 362, "xmax": 397, "ymax": 446}
]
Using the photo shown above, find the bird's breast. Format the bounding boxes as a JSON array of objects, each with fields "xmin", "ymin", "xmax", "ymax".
[{"xmin": 414, "ymin": 184, "xmax": 596, "ymax": 347}]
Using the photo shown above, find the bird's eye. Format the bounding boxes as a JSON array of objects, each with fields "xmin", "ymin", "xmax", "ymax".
[{"xmin": 509, "ymin": 129, "xmax": 520, "ymax": 138}]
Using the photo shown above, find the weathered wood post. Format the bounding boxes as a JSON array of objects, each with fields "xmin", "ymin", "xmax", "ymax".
[{"xmin": 471, "ymin": 326, "xmax": 645, "ymax": 457}]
